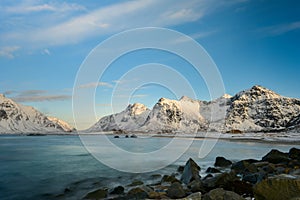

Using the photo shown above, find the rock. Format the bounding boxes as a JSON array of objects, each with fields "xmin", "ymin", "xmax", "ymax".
[
  {"xmin": 231, "ymin": 180, "xmax": 253, "ymax": 196},
  {"xmin": 203, "ymin": 171, "xmax": 239, "ymax": 190},
  {"xmin": 83, "ymin": 188, "xmax": 108, "ymax": 199},
  {"xmin": 110, "ymin": 186, "xmax": 124, "ymax": 195},
  {"xmin": 253, "ymin": 176, "xmax": 300, "ymax": 200},
  {"xmin": 262, "ymin": 149, "xmax": 290, "ymax": 164},
  {"xmin": 203, "ymin": 188, "xmax": 244, "ymax": 200},
  {"xmin": 167, "ymin": 182, "xmax": 186, "ymax": 199},
  {"xmin": 125, "ymin": 135, "xmax": 129, "ymax": 138},
  {"xmin": 161, "ymin": 175, "xmax": 180, "ymax": 184},
  {"xmin": 178, "ymin": 192, "xmax": 202, "ymax": 200},
  {"xmin": 242, "ymin": 171, "xmax": 266, "ymax": 184},
  {"xmin": 181, "ymin": 158, "xmax": 201, "ymax": 184},
  {"xmin": 188, "ymin": 180, "xmax": 205, "ymax": 193},
  {"xmin": 130, "ymin": 134, "xmax": 137, "ymax": 138},
  {"xmin": 214, "ymin": 156, "xmax": 232, "ymax": 167},
  {"xmin": 148, "ymin": 191, "xmax": 167, "ymax": 199},
  {"xmin": 114, "ymin": 135, "xmax": 120, "ymax": 138},
  {"xmin": 150, "ymin": 174, "xmax": 162, "ymax": 179},
  {"xmin": 231, "ymin": 159, "xmax": 259, "ymax": 174},
  {"xmin": 226, "ymin": 129, "xmax": 243, "ymax": 134},
  {"xmin": 178, "ymin": 165, "xmax": 185, "ymax": 173},
  {"xmin": 127, "ymin": 187, "xmax": 148, "ymax": 199},
  {"xmin": 128, "ymin": 179, "xmax": 144, "ymax": 186},
  {"xmin": 289, "ymin": 147, "xmax": 300, "ymax": 160},
  {"xmin": 206, "ymin": 167, "xmax": 221, "ymax": 173}
]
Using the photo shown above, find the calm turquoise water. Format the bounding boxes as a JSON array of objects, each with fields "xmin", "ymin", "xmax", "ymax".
[{"xmin": 0, "ymin": 135, "xmax": 298, "ymax": 200}]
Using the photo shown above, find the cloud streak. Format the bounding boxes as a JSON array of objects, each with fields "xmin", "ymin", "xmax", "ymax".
[
  {"xmin": 258, "ymin": 21, "xmax": 300, "ymax": 36},
  {"xmin": 79, "ymin": 82, "xmax": 113, "ymax": 89},
  {"xmin": 0, "ymin": 0, "xmax": 221, "ymax": 49},
  {"xmin": 12, "ymin": 95, "xmax": 71, "ymax": 102},
  {"xmin": 0, "ymin": 46, "xmax": 20, "ymax": 58}
]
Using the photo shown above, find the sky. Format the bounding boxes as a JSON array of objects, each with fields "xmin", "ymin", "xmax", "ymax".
[{"xmin": 0, "ymin": 0, "xmax": 299, "ymax": 130}]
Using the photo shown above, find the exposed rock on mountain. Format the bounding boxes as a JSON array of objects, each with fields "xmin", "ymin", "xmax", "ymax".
[
  {"xmin": 0, "ymin": 94, "xmax": 74, "ymax": 134},
  {"xmin": 88, "ymin": 85, "xmax": 300, "ymax": 133}
]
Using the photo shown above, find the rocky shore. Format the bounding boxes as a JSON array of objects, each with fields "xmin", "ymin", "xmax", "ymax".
[{"xmin": 55, "ymin": 147, "xmax": 300, "ymax": 200}]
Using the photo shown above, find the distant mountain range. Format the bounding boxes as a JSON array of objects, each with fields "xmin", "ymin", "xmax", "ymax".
[
  {"xmin": 88, "ymin": 85, "xmax": 300, "ymax": 133},
  {"xmin": 0, "ymin": 94, "xmax": 75, "ymax": 134}
]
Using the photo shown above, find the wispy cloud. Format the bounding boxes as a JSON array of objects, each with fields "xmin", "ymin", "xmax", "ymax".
[
  {"xmin": 171, "ymin": 30, "xmax": 218, "ymax": 44},
  {"xmin": 12, "ymin": 95, "xmax": 71, "ymax": 102},
  {"xmin": 0, "ymin": 0, "xmax": 226, "ymax": 50},
  {"xmin": 257, "ymin": 21, "xmax": 300, "ymax": 36},
  {"xmin": 79, "ymin": 82, "xmax": 113, "ymax": 89},
  {"xmin": 0, "ymin": 46, "xmax": 20, "ymax": 58},
  {"xmin": 2, "ymin": 2, "xmax": 85, "ymax": 14},
  {"xmin": 6, "ymin": 89, "xmax": 71, "ymax": 102}
]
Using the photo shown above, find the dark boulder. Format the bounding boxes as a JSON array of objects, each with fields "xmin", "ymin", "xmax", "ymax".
[
  {"xmin": 166, "ymin": 182, "xmax": 186, "ymax": 199},
  {"xmin": 203, "ymin": 188, "xmax": 244, "ymax": 200},
  {"xmin": 128, "ymin": 180, "xmax": 143, "ymax": 186},
  {"xmin": 110, "ymin": 186, "xmax": 124, "ymax": 195},
  {"xmin": 253, "ymin": 176, "xmax": 300, "ymax": 200},
  {"xmin": 180, "ymin": 158, "xmax": 201, "ymax": 184},
  {"xmin": 262, "ymin": 149, "xmax": 290, "ymax": 164},
  {"xmin": 83, "ymin": 188, "xmax": 108, "ymax": 199},
  {"xmin": 127, "ymin": 187, "xmax": 148, "ymax": 199},
  {"xmin": 231, "ymin": 159, "xmax": 259, "ymax": 174},
  {"xmin": 289, "ymin": 147, "xmax": 300, "ymax": 160},
  {"xmin": 214, "ymin": 156, "xmax": 232, "ymax": 167},
  {"xmin": 161, "ymin": 174, "xmax": 180, "ymax": 184},
  {"xmin": 177, "ymin": 165, "xmax": 185, "ymax": 173},
  {"xmin": 203, "ymin": 171, "xmax": 239, "ymax": 190},
  {"xmin": 206, "ymin": 167, "xmax": 221, "ymax": 173},
  {"xmin": 188, "ymin": 180, "xmax": 206, "ymax": 193},
  {"xmin": 242, "ymin": 171, "xmax": 266, "ymax": 184}
]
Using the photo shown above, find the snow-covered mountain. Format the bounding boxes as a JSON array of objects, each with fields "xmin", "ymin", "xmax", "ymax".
[
  {"xmin": 87, "ymin": 85, "xmax": 300, "ymax": 133},
  {"xmin": 0, "ymin": 94, "xmax": 75, "ymax": 134},
  {"xmin": 87, "ymin": 103, "xmax": 150, "ymax": 132},
  {"xmin": 225, "ymin": 85, "xmax": 300, "ymax": 132}
]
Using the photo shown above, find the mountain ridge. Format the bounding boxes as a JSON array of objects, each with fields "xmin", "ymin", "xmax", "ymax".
[
  {"xmin": 0, "ymin": 94, "xmax": 75, "ymax": 134},
  {"xmin": 88, "ymin": 85, "xmax": 300, "ymax": 133}
]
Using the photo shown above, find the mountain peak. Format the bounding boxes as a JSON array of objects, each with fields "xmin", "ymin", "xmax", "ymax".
[{"xmin": 126, "ymin": 103, "xmax": 148, "ymax": 116}]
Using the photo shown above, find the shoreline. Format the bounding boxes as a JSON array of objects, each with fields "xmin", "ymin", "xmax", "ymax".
[{"xmin": 1, "ymin": 131, "xmax": 300, "ymax": 145}]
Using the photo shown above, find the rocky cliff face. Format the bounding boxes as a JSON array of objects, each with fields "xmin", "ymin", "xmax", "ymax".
[
  {"xmin": 225, "ymin": 86, "xmax": 300, "ymax": 132},
  {"xmin": 88, "ymin": 85, "xmax": 300, "ymax": 133},
  {"xmin": 0, "ymin": 94, "xmax": 74, "ymax": 133}
]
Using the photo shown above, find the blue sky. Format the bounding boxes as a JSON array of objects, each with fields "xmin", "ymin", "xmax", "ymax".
[{"xmin": 0, "ymin": 0, "xmax": 299, "ymax": 129}]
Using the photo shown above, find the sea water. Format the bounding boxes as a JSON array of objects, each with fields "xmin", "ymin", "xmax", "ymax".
[{"xmin": 0, "ymin": 134, "xmax": 298, "ymax": 200}]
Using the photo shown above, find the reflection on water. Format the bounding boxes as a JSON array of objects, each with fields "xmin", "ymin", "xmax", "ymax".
[{"xmin": 0, "ymin": 134, "xmax": 299, "ymax": 200}]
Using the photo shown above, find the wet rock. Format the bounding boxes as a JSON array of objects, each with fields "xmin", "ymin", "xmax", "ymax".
[
  {"xmin": 253, "ymin": 176, "xmax": 300, "ymax": 200},
  {"xmin": 178, "ymin": 165, "xmax": 185, "ymax": 173},
  {"xmin": 161, "ymin": 174, "xmax": 180, "ymax": 184},
  {"xmin": 150, "ymin": 174, "xmax": 162, "ymax": 179},
  {"xmin": 206, "ymin": 167, "xmax": 221, "ymax": 173},
  {"xmin": 83, "ymin": 188, "xmax": 108, "ymax": 199},
  {"xmin": 181, "ymin": 158, "xmax": 201, "ymax": 184},
  {"xmin": 128, "ymin": 179, "xmax": 143, "ymax": 186},
  {"xmin": 109, "ymin": 186, "xmax": 124, "ymax": 195},
  {"xmin": 242, "ymin": 171, "xmax": 266, "ymax": 184},
  {"xmin": 130, "ymin": 134, "xmax": 137, "ymax": 138},
  {"xmin": 188, "ymin": 180, "xmax": 205, "ymax": 193},
  {"xmin": 114, "ymin": 135, "xmax": 120, "ymax": 138},
  {"xmin": 262, "ymin": 149, "xmax": 290, "ymax": 164},
  {"xmin": 231, "ymin": 159, "xmax": 259, "ymax": 174},
  {"xmin": 289, "ymin": 147, "xmax": 300, "ymax": 160},
  {"xmin": 203, "ymin": 188, "xmax": 244, "ymax": 200},
  {"xmin": 178, "ymin": 192, "xmax": 202, "ymax": 200},
  {"xmin": 148, "ymin": 191, "xmax": 167, "ymax": 199},
  {"xmin": 167, "ymin": 182, "xmax": 186, "ymax": 199},
  {"xmin": 127, "ymin": 187, "xmax": 148, "ymax": 199},
  {"xmin": 203, "ymin": 171, "xmax": 239, "ymax": 190},
  {"xmin": 214, "ymin": 156, "xmax": 232, "ymax": 167},
  {"xmin": 231, "ymin": 180, "xmax": 253, "ymax": 197}
]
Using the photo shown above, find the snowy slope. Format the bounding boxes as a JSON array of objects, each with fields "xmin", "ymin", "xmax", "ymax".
[
  {"xmin": 88, "ymin": 85, "xmax": 300, "ymax": 133},
  {"xmin": 141, "ymin": 97, "xmax": 207, "ymax": 133},
  {"xmin": 47, "ymin": 117, "xmax": 75, "ymax": 132},
  {"xmin": 87, "ymin": 103, "xmax": 150, "ymax": 132},
  {"xmin": 225, "ymin": 85, "xmax": 300, "ymax": 132},
  {"xmin": 0, "ymin": 94, "xmax": 74, "ymax": 134}
]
